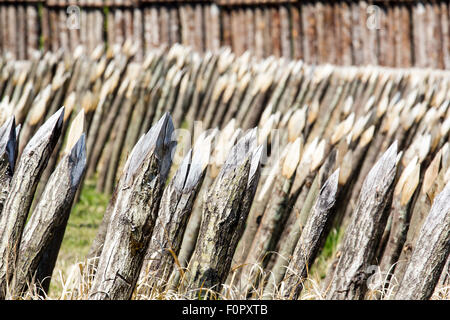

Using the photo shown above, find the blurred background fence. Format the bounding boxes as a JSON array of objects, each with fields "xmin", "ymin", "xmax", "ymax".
[{"xmin": 0, "ymin": 1, "xmax": 449, "ymax": 69}]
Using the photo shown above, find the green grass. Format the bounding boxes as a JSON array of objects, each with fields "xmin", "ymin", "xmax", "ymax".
[
  {"xmin": 295, "ymin": 227, "xmax": 343, "ymax": 299},
  {"xmin": 49, "ymin": 178, "xmax": 109, "ymax": 298},
  {"xmin": 180, "ymin": 120, "xmax": 190, "ymax": 130},
  {"xmin": 310, "ymin": 227, "xmax": 344, "ymax": 281}
]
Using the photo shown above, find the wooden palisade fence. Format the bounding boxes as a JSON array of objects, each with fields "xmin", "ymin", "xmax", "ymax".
[
  {"xmin": 0, "ymin": 42, "xmax": 449, "ymax": 299},
  {"xmin": 0, "ymin": 1, "xmax": 450, "ymax": 69}
]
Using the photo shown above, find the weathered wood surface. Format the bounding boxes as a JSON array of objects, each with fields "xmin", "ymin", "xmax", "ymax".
[
  {"xmin": 12, "ymin": 134, "xmax": 86, "ymax": 297},
  {"xmin": 392, "ymin": 145, "xmax": 449, "ymax": 287},
  {"xmin": 280, "ymin": 169, "xmax": 340, "ymax": 300},
  {"xmin": 0, "ymin": 116, "xmax": 16, "ymax": 218},
  {"xmin": 326, "ymin": 142, "xmax": 398, "ymax": 300},
  {"xmin": 435, "ymin": 255, "xmax": 450, "ymax": 298},
  {"xmin": 185, "ymin": 130, "xmax": 262, "ymax": 298},
  {"xmin": 139, "ymin": 132, "xmax": 212, "ymax": 292},
  {"xmin": 35, "ymin": 109, "xmax": 86, "ymax": 294},
  {"xmin": 378, "ymin": 156, "xmax": 420, "ymax": 274},
  {"xmin": 0, "ymin": 1, "xmax": 450, "ymax": 69},
  {"xmin": 0, "ymin": 43, "xmax": 450, "ymax": 300},
  {"xmin": 0, "ymin": 108, "xmax": 64, "ymax": 298},
  {"xmin": 395, "ymin": 181, "xmax": 450, "ymax": 300},
  {"xmin": 240, "ymin": 138, "xmax": 302, "ymax": 291},
  {"xmin": 89, "ymin": 114, "xmax": 175, "ymax": 300},
  {"xmin": 266, "ymin": 148, "xmax": 338, "ymax": 298}
]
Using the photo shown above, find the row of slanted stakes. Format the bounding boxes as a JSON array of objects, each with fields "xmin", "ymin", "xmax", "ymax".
[
  {"xmin": 0, "ymin": 42, "xmax": 450, "ymax": 300},
  {"xmin": 1, "ymin": 0, "xmax": 450, "ymax": 69}
]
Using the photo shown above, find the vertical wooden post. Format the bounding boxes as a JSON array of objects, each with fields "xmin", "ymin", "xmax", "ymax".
[
  {"xmin": 280, "ymin": 5, "xmax": 291, "ymax": 59},
  {"xmin": 169, "ymin": 5, "xmax": 180, "ymax": 46},
  {"xmin": 270, "ymin": 6, "xmax": 281, "ymax": 58},
  {"xmin": 160, "ymin": 6, "xmax": 170, "ymax": 46},
  {"xmin": 17, "ymin": 4, "xmax": 26, "ymax": 60},
  {"xmin": 291, "ymin": 3, "xmax": 302, "ymax": 60},
  {"xmin": 254, "ymin": 6, "xmax": 264, "ymax": 59},
  {"xmin": 8, "ymin": 3, "xmax": 17, "ymax": 59},
  {"xmin": 133, "ymin": 7, "xmax": 143, "ymax": 62},
  {"xmin": 441, "ymin": 2, "xmax": 450, "ymax": 69}
]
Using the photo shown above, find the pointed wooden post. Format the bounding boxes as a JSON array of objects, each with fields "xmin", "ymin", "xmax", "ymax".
[
  {"xmin": 379, "ymin": 157, "xmax": 420, "ymax": 274},
  {"xmin": 89, "ymin": 113, "xmax": 176, "ymax": 300},
  {"xmin": 281, "ymin": 169, "xmax": 340, "ymax": 299},
  {"xmin": 138, "ymin": 133, "xmax": 212, "ymax": 293},
  {"xmin": 326, "ymin": 142, "xmax": 398, "ymax": 300},
  {"xmin": 185, "ymin": 130, "xmax": 263, "ymax": 299},
  {"xmin": 0, "ymin": 108, "xmax": 64, "ymax": 298},
  {"xmin": 240, "ymin": 137, "xmax": 302, "ymax": 292},
  {"xmin": 394, "ymin": 181, "xmax": 450, "ymax": 300},
  {"xmin": 12, "ymin": 134, "xmax": 87, "ymax": 297},
  {"xmin": 267, "ymin": 148, "xmax": 338, "ymax": 298},
  {"xmin": 35, "ymin": 109, "xmax": 86, "ymax": 294}
]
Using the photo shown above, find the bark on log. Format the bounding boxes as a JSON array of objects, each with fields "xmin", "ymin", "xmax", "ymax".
[
  {"xmin": 185, "ymin": 130, "xmax": 262, "ymax": 299},
  {"xmin": 281, "ymin": 169, "xmax": 340, "ymax": 300},
  {"xmin": 0, "ymin": 108, "xmax": 64, "ymax": 298},
  {"xmin": 12, "ymin": 134, "xmax": 86, "ymax": 297},
  {"xmin": 89, "ymin": 113, "xmax": 175, "ymax": 300},
  {"xmin": 326, "ymin": 141, "xmax": 398, "ymax": 300},
  {"xmin": 394, "ymin": 181, "xmax": 450, "ymax": 300},
  {"xmin": 0, "ymin": 116, "xmax": 16, "ymax": 218}
]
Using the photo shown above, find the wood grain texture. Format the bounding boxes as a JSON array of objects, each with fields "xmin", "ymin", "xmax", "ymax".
[
  {"xmin": 395, "ymin": 181, "xmax": 450, "ymax": 300},
  {"xmin": 13, "ymin": 134, "xmax": 86, "ymax": 297},
  {"xmin": 186, "ymin": 130, "xmax": 262, "ymax": 298},
  {"xmin": 89, "ymin": 114, "xmax": 176, "ymax": 300},
  {"xmin": 0, "ymin": 117, "xmax": 16, "ymax": 219},
  {"xmin": 281, "ymin": 169, "xmax": 340, "ymax": 299},
  {"xmin": 139, "ymin": 134, "xmax": 211, "ymax": 291},
  {"xmin": 326, "ymin": 142, "xmax": 398, "ymax": 300},
  {"xmin": 0, "ymin": 108, "xmax": 64, "ymax": 298}
]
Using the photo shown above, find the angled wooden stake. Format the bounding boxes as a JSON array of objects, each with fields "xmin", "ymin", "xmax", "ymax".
[
  {"xmin": 139, "ymin": 133, "xmax": 212, "ymax": 293},
  {"xmin": 89, "ymin": 113, "xmax": 175, "ymax": 300},
  {"xmin": 35, "ymin": 109, "xmax": 86, "ymax": 294},
  {"xmin": 12, "ymin": 134, "xmax": 86, "ymax": 297},
  {"xmin": 0, "ymin": 116, "xmax": 16, "ymax": 218},
  {"xmin": 281, "ymin": 169, "xmax": 340, "ymax": 299},
  {"xmin": 394, "ymin": 181, "xmax": 450, "ymax": 300},
  {"xmin": 0, "ymin": 107, "xmax": 64, "ymax": 298},
  {"xmin": 326, "ymin": 141, "xmax": 398, "ymax": 300},
  {"xmin": 186, "ymin": 129, "xmax": 262, "ymax": 299}
]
